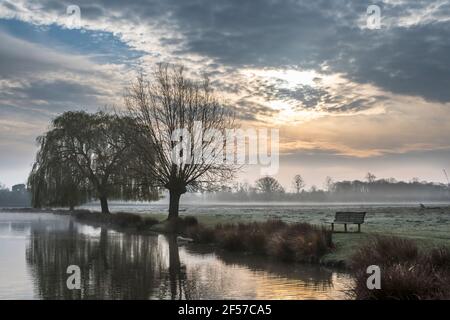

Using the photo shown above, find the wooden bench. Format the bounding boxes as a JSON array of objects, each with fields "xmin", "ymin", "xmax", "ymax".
[{"xmin": 330, "ymin": 212, "xmax": 366, "ymax": 233}]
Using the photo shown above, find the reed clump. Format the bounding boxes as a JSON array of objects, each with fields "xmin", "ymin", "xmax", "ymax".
[
  {"xmin": 350, "ymin": 236, "xmax": 450, "ymax": 300},
  {"xmin": 185, "ymin": 219, "xmax": 333, "ymax": 263}
]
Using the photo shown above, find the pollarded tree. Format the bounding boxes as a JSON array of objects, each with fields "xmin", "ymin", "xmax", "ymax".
[{"xmin": 125, "ymin": 64, "xmax": 237, "ymax": 220}]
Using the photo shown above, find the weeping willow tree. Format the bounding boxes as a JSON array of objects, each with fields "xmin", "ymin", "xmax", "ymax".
[
  {"xmin": 28, "ymin": 111, "xmax": 160, "ymax": 213},
  {"xmin": 28, "ymin": 132, "xmax": 92, "ymax": 210}
]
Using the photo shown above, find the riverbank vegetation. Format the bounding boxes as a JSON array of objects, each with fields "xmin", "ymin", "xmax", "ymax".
[
  {"xmin": 73, "ymin": 210, "xmax": 159, "ymax": 231},
  {"xmin": 350, "ymin": 236, "xmax": 450, "ymax": 300},
  {"xmin": 183, "ymin": 219, "xmax": 333, "ymax": 263},
  {"xmin": 72, "ymin": 210, "xmax": 333, "ymax": 263}
]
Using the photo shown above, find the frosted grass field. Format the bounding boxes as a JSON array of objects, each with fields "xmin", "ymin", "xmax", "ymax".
[{"xmin": 79, "ymin": 201, "xmax": 450, "ymax": 265}]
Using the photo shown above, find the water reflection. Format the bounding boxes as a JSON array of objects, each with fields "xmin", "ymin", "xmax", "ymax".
[
  {"xmin": 27, "ymin": 225, "xmax": 166, "ymax": 299},
  {"xmin": 1, "ymin": 213, "xmax": 352, "ymax": 299}
]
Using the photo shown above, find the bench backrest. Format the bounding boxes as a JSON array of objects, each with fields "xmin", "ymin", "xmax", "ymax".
[{"xmin": 334, "ymin": 211, "xmax": 366, "ymax": 223}]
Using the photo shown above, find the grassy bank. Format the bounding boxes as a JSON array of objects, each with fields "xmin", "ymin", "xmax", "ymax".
[
  {"xmin": 154, "ymin": 205, "xmax": 450, "ymax": 267},
  {"xmin": 160, "ymin": 212, "xmax": 449, "ymax": 299}
]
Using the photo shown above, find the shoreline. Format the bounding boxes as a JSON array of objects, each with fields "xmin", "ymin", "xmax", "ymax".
[
  {"xmin": 0, "ymin": 207, "xmax": 348, "ymax": 269},
  {"xmin": 1, "ymin": 205, "xmax": 449, "ymax": 270}
]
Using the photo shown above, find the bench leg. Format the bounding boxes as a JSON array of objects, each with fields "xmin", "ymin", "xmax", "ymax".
[
  {"xmin": 358, "ymin": 224, "xmax": 361, "ymax": 233},
  {"xmin": 344, "ymin": 224, "xmax": 347, "ymax": 233}
]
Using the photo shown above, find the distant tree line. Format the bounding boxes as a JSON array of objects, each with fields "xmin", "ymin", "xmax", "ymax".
[
  {"xmin": 330, "ymin": 175, "xmax": 450, "ymax": 202},
  {"xmin": 0, "ymin": 183, "xmax": 31, "ymax": 207},
  {"xmin": 195, "ymin": 173, "xmax": 450, "ymax": 202}
]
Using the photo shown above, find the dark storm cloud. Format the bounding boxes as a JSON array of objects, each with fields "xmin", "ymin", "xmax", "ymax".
[
  {"xmin": 340, "ymin": 23, "xmax": 450, "ymax": 103},
  {"xmin": 82, "ymin": 0, "xmax": 450, "ymax": 103},
  {"xmin": 91, "ymin": 0, "xmax": 447, "ymax": 104},
  {"xmin": 172, "ymin": 0, "xmax": 345, "ymax": 68},
  {"xmin": 5, "ymin": 0, "xmax": 450, "ymax": 103},
  {"xmin": 165, "ymin": 0, "xmax": 450, "ymax": 103}
]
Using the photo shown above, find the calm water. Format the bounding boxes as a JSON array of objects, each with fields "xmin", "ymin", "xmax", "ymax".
[{"xmin": 0, "ymin": 212, "xmax": 352, "ymax": 300}]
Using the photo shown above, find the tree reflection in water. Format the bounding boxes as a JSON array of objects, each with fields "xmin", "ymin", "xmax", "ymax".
[
  {"xmin": 26, "ymin": 221, "xmax": 186, "ymax": 299},
  {"xmin": 25, "ymin": 218, "xmax": 346, "ymax": 300}
]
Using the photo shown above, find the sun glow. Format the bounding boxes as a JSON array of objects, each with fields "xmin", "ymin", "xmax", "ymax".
[
  {"xmin": 238, "ymin": 68, "xmax": 326, "ymax": 124},
  {"xmin": 267, "ymin": 100, "xmax": 323, "ymax": 124}
]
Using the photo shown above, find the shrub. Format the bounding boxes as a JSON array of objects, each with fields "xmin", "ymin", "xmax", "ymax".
[
  {"xmin": 350, "ymin": 236, "xmax": 450, "ymax": 300},
  {"xmin": 351, "ymin": 236, "xmax": 418, "ymax": 270},
  {"xmin": 73, "ymin": 210, "xmax": 108, "ymax": 224},
  {"xmin": 267, "ymin": 234, "xmax": 295, "ymax": 261},
  {"xmin": 183, "ymin": 216, "xmax": 198, "ymax": 227},
  {"xmin": 186, "ymin": 219, "xmax": 333, "ymax": 262},
  {"xmin": 266, "ymin": 224, "xmax": 332, "ymax": 262},
  {"xmin": 427, "ymin": 246, "xmax": 450, "ymax": 268},
  {"xmin": 245, "ymin": 229, "xmax": 267, "ymax": 254},
  {"xmin": 164, "ymin": 216, "xmax": 199, "ymax": 233},
  {"xmin": 219, "ymin": 230, "xmax": 244, "ymax": 251},
  {"xmin": 73, "ymin": 210, "xmax": 159, "ymax": 230},
  {"xmin": 140, "ymin": 216, "xmax": 159, "ymax": 229},
  {"xmin": 114, "ymin": 212, "xmax": 142, "ymax": 227},
  {"xmin": 185, "ymin": 224, "xmax": 216, "ymax": 243}
]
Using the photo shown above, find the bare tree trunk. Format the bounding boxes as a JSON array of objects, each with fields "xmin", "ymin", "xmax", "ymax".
[
  {"xmin": 168, "ymin": 190, "xmax": 181, "ymax": 220},
  {"xmin": 100, "ymin": 196, "xmax": 110, "ymax": 214}
]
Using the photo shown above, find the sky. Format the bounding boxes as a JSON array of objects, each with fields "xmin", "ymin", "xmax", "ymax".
[{"xmin": 0, "ymin": 0, "xmax": 450, "ymax": 190}]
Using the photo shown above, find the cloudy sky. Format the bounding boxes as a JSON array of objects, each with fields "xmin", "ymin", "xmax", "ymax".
[{"xmin": 1, "ymin": 0, "xmax": 450, "ymax": 190}]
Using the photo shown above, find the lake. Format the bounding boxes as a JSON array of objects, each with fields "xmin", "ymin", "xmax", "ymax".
[{"xmin": 0, "ymin": 211, "xmax": 352, "ymax": 300}]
